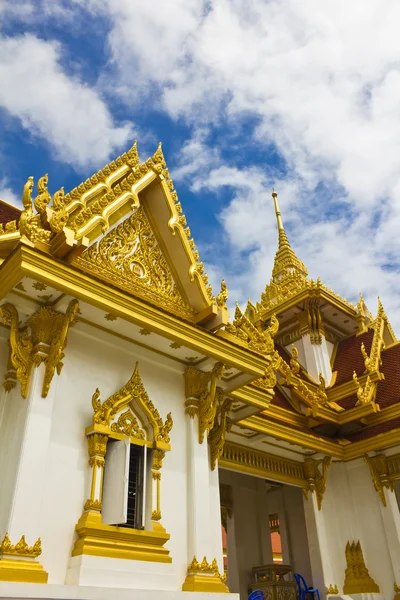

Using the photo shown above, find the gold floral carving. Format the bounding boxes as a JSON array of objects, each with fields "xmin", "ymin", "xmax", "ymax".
[
  {"xmin": 87, "ymin": 433, "xmax": 108, "ymax": 458},
  {"xmin": 0, "ymin": 300, "xmax": 79, "ymax": 398},
  {"xmin": 152, "ymin": 449, "xmax": 166, "ymax": 470},
  {"xmin": 110, "ymin": 409, "xmax": 145, "ymax": 439},
  {"xmin": 364, "ymin": 453, "xmax": 395, "ymax": 506},
  {"xmin": 253, "ymin": 350, "xmax": 282, "ymax": 390},
  {"xmin": 184, "ymin": 362, "xmax": 225, "ymax": 443},
  {"xmin": 326, "ymin": 584, "xmax": 339, "ymax": 594},
  {"xmin": 209, "ymin": 395, "xmax": 233, "ymax": 470},
  {"xmin": 225, "ymin": 303, "xmax": 278, "ymax": 355},
  {"xmin": 92, "ymin": 362, "xmax": 173, "ymax": 444},
  {"xmin": 303, "ymin": 456, "xmax": 332, "ymax": 510},
  {"xmin": 0, "ymin": 533, "xmax": 42, "ymax": 558},
  {"xmin": 76, "ymin": 206, "xmax": 194, "ymax": 321},
  {"xmin": 343, "ymin": 541, "xmax": 380, "ymax": 594}
]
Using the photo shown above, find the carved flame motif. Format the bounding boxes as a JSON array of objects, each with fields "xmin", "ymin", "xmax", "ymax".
[{"xmin": 76, "ymin": 207, "xmax": 193, "ymax": 320}]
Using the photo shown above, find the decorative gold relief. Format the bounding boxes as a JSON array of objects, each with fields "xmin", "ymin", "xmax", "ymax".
[
  {"xmin": 225, "ymin": 303, "xmax": 278, "ymax": 355},
  {"xmin": 364, "ymin": 453, "xmax": 395, "ymax": 506},
  {"xmin": 326, "ymin": 584, "xmax": 339, "ymax": 594},
  {"xmin": 33, "ymin": 174, "xmax": 51, "ymax": 213},
  {"xmin": 209, "ymin": 395, "xmax": 233, "ymax": 470},
  {"xmin": 49, "ymin": 187, "xmax": 68, "ymax": 233},
  {"xmin": 183, "ymin": 556, "xmax": 229, "ymax": 593},
  {"xmin": 353, "ymin": 372, "xmax": 376, "ymax": 406},
  {"xmin": 92, "ymin": 363, "xmax": 173, "ymax": 444},
  {"xmin": 303, "ymin": 456, "xmax": 332, "ymax": 510},
  {"xmin": 184, "ymin": 362, "xmax": 225, "ymax": 443},
  {"xmin": 32, "ymin": 281, "xmax": 47, "ymax": 291},
  {"xmin": 0, "ymin": 534, "xmax": 48, "ymax": 583},
  {"xmin": 216, "ymin": 279, "xmax": 228, "ymax": 309},
  {"xmin": 19, "ymin": 176, "xmax": 51, "ymax": 245},
  {"xmin": 343, "ymin": 541, "xmax": 379, "ymax": 594},
  {"xmin": 290, "ymin": 345, "xmax": 301, "ymax": 375},
  {"xmin": 0, "ymin": 300, "xmax": 79, "ymax": 398},
  {"xmin": 76, "ymin": 206, "xmax": 194, "ymax": 320},
  {"xmin": 0, "ymin": 533, "xmax": 42, "ymax": 558},
  {"xmin": 152, "ymin": 449, "xmax": 166, "ymax": 470},
  {"xmin": 110, "ymin": 409, "xmax": 145, "ymax": 439}
]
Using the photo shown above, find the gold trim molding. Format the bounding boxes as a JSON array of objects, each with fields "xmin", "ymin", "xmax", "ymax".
[
  {"xmin": 220, "ymin": 441, "xmax": 306, "ymax": 487},
  {"xmin": 71, "ymin": 511, "xmax": 171, "ymax": 563}
]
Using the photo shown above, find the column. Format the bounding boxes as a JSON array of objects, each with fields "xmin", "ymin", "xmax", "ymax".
[
  {"xmin": 151, "ymin": 449, "xmax": 165, "ymax": 532},
  {"xmin": 303, "ymin": 492, "xmax": 334, "ymax": 598},
  {"xmin": 377, "ymin": 488, "xmax": 400, "ymax": 588},
  {"xmin": 83, "ymin": 432, "xmax": 108, "ymax": 513}
]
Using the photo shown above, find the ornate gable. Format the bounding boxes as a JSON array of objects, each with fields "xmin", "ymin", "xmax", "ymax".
[{"xmin": 75, "ymin": 206, "xmax": 194, "ymax": 320}]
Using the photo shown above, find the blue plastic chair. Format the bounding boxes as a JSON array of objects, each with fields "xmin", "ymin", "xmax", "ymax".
[
  {"xmin": 294, "ymin": 573, "xmax": 320, "ymax": 600},
  {"xmin": 248, "ymin": 591, "xmax": 264, "ymax": 600}
]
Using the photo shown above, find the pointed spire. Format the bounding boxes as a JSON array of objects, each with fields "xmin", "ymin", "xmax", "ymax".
[
  {"xmin": 272, "ymin": 189, "xmax": 290, "ymax": 248},
  {"xmin": 270, "ymin": 190, "xmax": 308, "ymax": 283}
]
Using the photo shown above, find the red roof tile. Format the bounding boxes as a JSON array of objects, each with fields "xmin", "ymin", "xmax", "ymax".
[
  {"xmin": 333, "ymin": 329, "xmax": 374, "ymax": 385},
  {"xmin": 343, "ymin": 416, "xmax": 400, "ymax": 442},
  {"xmin": 0, "ymin": 200, "xmax": 21, "ymax": 225},
  {"xmin": 375, "ymin": 343, "xmax": 400, "ymax": 408},
  {"xmin": 271, "ymin": 387, "xmax": 294, "ymax": 411}
]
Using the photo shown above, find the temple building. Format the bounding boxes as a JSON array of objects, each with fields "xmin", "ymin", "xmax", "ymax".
[{"xmin": 0, "ymin": 142, "xmax": 400, "ymax": 600}]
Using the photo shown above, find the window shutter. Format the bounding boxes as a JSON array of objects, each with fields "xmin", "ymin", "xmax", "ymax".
[{"xmin": 102, "ymin": 438, "xmax": 130, "ymax": 525}]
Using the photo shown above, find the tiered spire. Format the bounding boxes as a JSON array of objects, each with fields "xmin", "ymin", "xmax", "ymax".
[{"xmin": 271, "ymin": 191, "xmax": 308, "ymax": 283}]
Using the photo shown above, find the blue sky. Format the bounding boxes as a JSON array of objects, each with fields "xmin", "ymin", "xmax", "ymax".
[{"xmin": 1, "ymin": 0, "xmax": 400, "ymax": 329}]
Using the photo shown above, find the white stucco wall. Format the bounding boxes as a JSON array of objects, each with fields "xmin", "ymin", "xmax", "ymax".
[{"xmin": 0, "ymin": 315, "xmax": 204, "ymax": 590}]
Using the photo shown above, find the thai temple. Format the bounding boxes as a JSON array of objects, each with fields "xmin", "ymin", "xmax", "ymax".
[{"xmin": 1, "ymin": 141, "xmax": 400, "ymax": 600}]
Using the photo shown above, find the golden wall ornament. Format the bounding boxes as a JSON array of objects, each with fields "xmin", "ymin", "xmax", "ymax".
[
  {"xmin": 303, "ymin": 456, "xmax": 332, "ymax": 510},
  {"xmin": 182, "ymin": 555, "xmax": 229, "ymax": 592},
  {"xmin": 290, "ymin": 345, "xmax": 301, "ymax": 375},
  {"xmin": 208, "ymin": 395, "xmax": 233, "ymax": 470},
  {"xmin": 0, "ymin": 533, "xmax": 42, "ymax": 558},
  {"xmin": 49, "ymin": 187, "xmax": 68, "ymax": 233},
  {"xmin": 326, "ymin": 584, "xmax": 339, "ymax": 594},
  {"xmin": 110, "ymin": 409, "xmax": 145, "ymax": 439},
  {"xmin": 364, "ymin": 453, "xmax": 395, "ymax": 507},
  {"xmin": 0, "ymin": 299, "xmax": 79, "ymax": 398},
  {"xmin": 216, "ymin": 279, "xmax": 228, "ymax": 309},
  {"xmin": 19, "ymin": 176, "xmax": 52, "ymax": 245},
  {"xmin": 91, "ymin": 362, "xmax": 172, "ymax": 444},
  {"xmin": 343, "ymin": 541, "xmax": 379, "ymax": 594},
  {"xmin": 184, "ymin": 362, "xmax": 225, "ymax": 443},
  {"xmin": 352, "ymin": 372, "xmax": 376, "ymax": 406},
  {"xmin": 34, "ymin": 174, "xmax": 51, "ymax": 213},
  {"xmin": 76, "ymin": 206, "xmax": 194, "ymax": 321}
]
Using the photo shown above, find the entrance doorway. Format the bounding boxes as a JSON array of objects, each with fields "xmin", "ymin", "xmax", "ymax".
[{"xmin": 219, "ymin": 469, "xmax": 312, "ymax": 600}]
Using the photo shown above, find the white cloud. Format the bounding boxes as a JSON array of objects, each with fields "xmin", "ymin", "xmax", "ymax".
[
  {"xmin": 0, "ymin": 34, "xmax": 132, "ymax": 168},
  {"xmin": 0, "ymin": 178, "xmax": 20, "ymax": 207},
  {"xmin": 4, "ymin": 0, "xmax": 400, "ymax": 328}
]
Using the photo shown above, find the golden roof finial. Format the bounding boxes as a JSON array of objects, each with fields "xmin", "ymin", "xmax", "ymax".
[{"xmin": 272, "ymin": 189, "xmax": 290, "ymax": 249}]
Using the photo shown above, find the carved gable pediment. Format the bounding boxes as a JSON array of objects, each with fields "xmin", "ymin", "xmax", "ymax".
[{"xmin": 75, "ymin": 206, "xmax": 194, "ymax": 320}]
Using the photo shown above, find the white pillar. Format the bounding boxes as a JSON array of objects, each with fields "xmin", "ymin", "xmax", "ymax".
[
  {"xmin": 378, "ymin": 488, "xmax": 400, "ymax": 587},
  {"xmin": 256, "ymin": 480, "xmax": 273, "ymax": 564},
  {"xmin": 303, "ymin": 492, "xmax": 333, "ymax": 598},
  {"xmin": 226, "ymin": 512, "xmax": 240, "ymax": 593},
  {"xmin": 209, "ymin": 456, "xmax": 225, "ymax": 573},
  {"xmin": 4, "ymin": 363, "xmax": 58, "ymax": 543},
  {"xmin": 186, "ymin": 413, "xmax": 213, "ymax": 561}
]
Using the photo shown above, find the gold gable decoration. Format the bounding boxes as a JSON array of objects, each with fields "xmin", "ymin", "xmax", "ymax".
[
  {"xmin": 76, "ymin": 206, "xmax": 194, "ymax": 320},
  {"xmin": 91, "ymin": 362, "xmax": 173, "ymax": 445}
]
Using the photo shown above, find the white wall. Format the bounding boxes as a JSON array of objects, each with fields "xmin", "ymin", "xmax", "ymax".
[{"xmin": 23, "ymin": 320, "xmax": 189, "ymax": 588}]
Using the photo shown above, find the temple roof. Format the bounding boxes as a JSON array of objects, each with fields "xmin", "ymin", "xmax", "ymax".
[{"xmin": 0, "ymin": 199, "xmax": 21, "ymax": 225}]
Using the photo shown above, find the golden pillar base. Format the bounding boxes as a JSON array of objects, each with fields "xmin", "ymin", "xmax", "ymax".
[
  {"xmin": 0, "ymin": 557, "xmax": 48, "ymax": 583},
  {"xmin": 182, "ymin": 573, "xmax": 229, "ymax": 593},
  {"xmin": 71, "ymin": 510, "xmax": 172, "ymax": 563}
]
